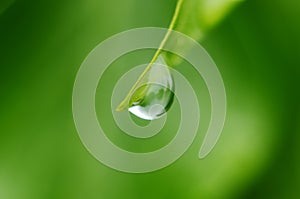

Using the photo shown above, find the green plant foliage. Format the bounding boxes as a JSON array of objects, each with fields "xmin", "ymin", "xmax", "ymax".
[
  {"xmin": 1, "ymin": 0, "xmax": 300, "ymax": 198},
  {"xmin": 116, "ymin": 0, "xmax": 243, "ymax": 111}
]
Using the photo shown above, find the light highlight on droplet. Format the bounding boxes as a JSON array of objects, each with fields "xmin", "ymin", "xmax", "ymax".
[{"xmin": 128, "ymin": 55, "xmax": 174, "ymax": 120}]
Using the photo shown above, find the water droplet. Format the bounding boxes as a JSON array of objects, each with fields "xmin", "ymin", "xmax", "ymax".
[{"xmin": 128, "ymin": 55, "xmax": 174, "ymax": 120}]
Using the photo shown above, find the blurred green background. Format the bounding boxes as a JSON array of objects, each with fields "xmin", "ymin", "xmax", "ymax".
[{"xmin": 0, "ymin": 0, "xmax": 300, "ymax": 198}]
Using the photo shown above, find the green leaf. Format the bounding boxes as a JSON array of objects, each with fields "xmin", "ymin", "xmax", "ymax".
[
  {"xmin": 116, "ymin": 0, "xmax": 243, "ymax": 111},
  {"xmin": 164, "ymin": 0, "xmax": 243, "ymax": 66}
]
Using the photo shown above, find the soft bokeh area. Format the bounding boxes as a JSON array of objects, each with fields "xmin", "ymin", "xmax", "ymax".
[{"xmin": 0, "ymin": 0, "xmax": 299, "ymax": 198}]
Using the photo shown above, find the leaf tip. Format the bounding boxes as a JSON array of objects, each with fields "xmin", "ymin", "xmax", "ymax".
[{"xmin": 115, "ymin": 100, "xmax": 128, "ymax": 112}]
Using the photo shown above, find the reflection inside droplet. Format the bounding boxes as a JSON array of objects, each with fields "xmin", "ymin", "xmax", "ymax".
[{"xmin": 128, "ymin": 55, "xmax": 174, "ymax": 120}]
